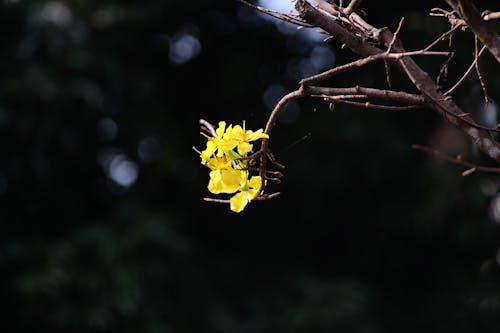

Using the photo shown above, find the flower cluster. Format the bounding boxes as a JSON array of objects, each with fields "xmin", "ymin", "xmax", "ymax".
[{"xmin": 194, "ymin": 121, "xmax": 269, "ymax": 212}]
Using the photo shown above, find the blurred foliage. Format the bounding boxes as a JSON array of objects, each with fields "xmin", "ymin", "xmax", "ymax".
[{"xmin": 0, "ymin": 0, "xmax": 499, "ymax": 332}]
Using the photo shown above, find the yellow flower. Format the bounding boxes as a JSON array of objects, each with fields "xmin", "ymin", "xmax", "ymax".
[
  {"xmin": 204, "ymin": 155, "xmax": 230, "ymax": 170},
  {"xmin": 202, "ymin": 121, "xmax": 237, "ymax": 157},
  {"xmin": 208, "ymin": 168, "xmax": 246, "ymax": 194},
  {"xmin": 195, "ymin": 120, "xmax": 270, "ymax": 213},
  {"xmin": 230, "ymin": 175, "xmax": 262, "ymax": 213},
  {"xmin": 204, "ymin": 156, "xmax": 245, "ymax": 194},
  {"xmin": 225, "ymin": 122, "xmax": 269, "ymax": 156},
  {"xmin": 198, "ymin": 148, "xmax": 212, "ymax": 165}
]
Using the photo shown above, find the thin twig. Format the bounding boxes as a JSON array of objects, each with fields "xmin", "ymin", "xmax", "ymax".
[
  {"xmin": 322, "ymin": 94, "xmax": 368, "ymax": 100},
  {"xmin": 384, "ymin": 60, "xmax": 392, "ymax": 88},
  {"xmin": 386, "ymin": 17, "xmax": 405, "ymax": 54},
  {"xmin": 423, "ymin": 23, "xmax": 463, "ymax": 52},
  {"xmin": 389, "ymin": 50, "xmax": 452, "ymax": 58},
  {"xmin": 412, "ymin": 144, "xmax": 500, "ymax": 175},
  {"xmin": 436, "ymin": 53, "xmax": 453, "ymax": 88},
  {"xmin": 304, "ymin": 85, "xmax": 426, "ymax": 105},
  {"xmin": 199, "ymin": 119, "xmax": 218, "ymax": 138},
  {"xmin": 253, "ymin": 192, "xmax": 281, "ymax": 200},
  {"xmin": 331, "ymin": 99, "xmax": 421, "ymax": 111},
  {"xmin": 429, "ymin": 8, "xmax": 466, "ymax": 34},
  {"xmin": 203, "ymin": 197, "xmax": 231, "ymax": 204},
  {"xmin": 474, "ymin": 37, "xmax": 490, "ymax": 108},
  {"xmin": 483, "ymin": 11, "xmax": 500, "ymax": 21},
  {"xmin": 301, "ymin": 56, "xmax": 378, "ymax": 86},
  {"xmin": 259, "ymin": 89, "xmax": 305, "ymax": 193},
  {"xmin": 345, "ymin": 0, "xmax": 364, "ymax": 15},
  {"xmin": 266, "ymin": 151, "xmax": 286, "ymax": 169},
  {"xmin": 301, "ymin": 49, "xmax": 450, "ymax": 86},
  {"xmin": 303, "ymin": 52, "xmax": 448, "ymax": 87},
  {"xmin": 203, "ymin": 192, "xmax": 281, "ymax": 205},
  {"xmin": 444, "ymin": 45, "xmax": 487, "ymax": 95}
]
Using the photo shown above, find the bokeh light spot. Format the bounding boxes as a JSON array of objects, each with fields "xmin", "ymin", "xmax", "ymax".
[
  {"xmin": 39, "ymin": 2, "xmax": 72, "ymax": 26},
  {"xmin": 258, "ymin": 0, "xmax": 294, "ymax": 13},
  {"xmin": 109, "ymin": 156, "xmax": 139, "ymax": 188},
  {"xmin": 169, "ymin": 33, "xmax": 201, "ymax": 65},
  {"xmin": 97, "ymin": 149, "xmax": 139, "ymax": 190},
  {"xmin": 477, "ymin": 99, "xmax": 498, "ymax": 128}
]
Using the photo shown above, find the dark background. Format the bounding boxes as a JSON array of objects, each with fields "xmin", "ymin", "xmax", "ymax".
[{"xmin": 1, "ymin": 0, "xmax": 500, "ymax": 332}]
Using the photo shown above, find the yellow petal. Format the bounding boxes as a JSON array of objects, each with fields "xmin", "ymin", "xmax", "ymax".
[
  {"xmin": 248, "ymin": 129, "xmax": 269, "ymax": 141},
  {"xmin": 248, "ymin": 176, "xmax": 262, "ymax": 189},
  {"xmin": 204, "ymin": 139, "xmax": 218, "ymax": 156},
  {"xmin": 225, "ymin": 124, "xmax": 234, "ymax": 136},
  {"xmin": 207, "ymin": 156, "xmax": 230, "ymax": 170},
  {"xmin": 218, "ymin": 137, "xmax": 237, "ymax": 153},
  {"xmin": 229, "ymin": 125, "xmax": 244, "ymax": 140},
  {"xmin": 208, "ymin": 170, "xmax": 223, "ymax": 194},
  {"xmin": 237, "ymin": 141, "xmax": 253, "ymax": 155},
  {"xmin": 208, "ymin": 168, "xmax": 242, "ymax": 194},
  {"xmin": 219, "ymin": 169, "xmax": 245, "ymax": 193},
  {"xmin": 247, "ymin": 189, "xmax": 259, "ymax": 200},
  {"xmin": 200, "ymin": 151, "xmax": 212, "ymax": 165},
  {"xmin": 216, "ymin": 121, "xmax": 226, "ymax": 139},
  {"xmin": 230, "ymin": 191, "xmax": 249, "ymax": 213}
]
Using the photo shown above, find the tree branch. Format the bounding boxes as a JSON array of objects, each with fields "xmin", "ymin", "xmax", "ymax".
[
  {"xmin": 295, "ymin": 0, "xmax": 500, "ymax": 164},
  {"xmin": 303, "ymin": 86, "xmax": 426, "ymax": 105},
  {"xmin": 259, "ymin": 89, "xmax": 305, "ymax": 193},
  {"xmin": 445, "ymin": 0, "xmax": 500, "ymax": 62},
  {"xmin": 329, "ymin": 99, "xmax": 421, "ymax": 111},
  {"xmin": 345, "ymin": 0, "xmax": 363, "ymax": 15},
  {"xmin": 483, "ymin": 11, "xmax": 500, "ymax": 21}
]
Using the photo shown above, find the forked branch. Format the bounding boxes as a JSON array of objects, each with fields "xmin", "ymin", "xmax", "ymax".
[
  {"xmin": 445, "ymin": 0, "xmax": 500, "ymax": 62},
  {"xmin": 196, "ymin": 1, "xmax": 498, "ymax": 212},
  {"xmin": 252, "ymin": 0, "xmax": 500, "ymax": 196}
]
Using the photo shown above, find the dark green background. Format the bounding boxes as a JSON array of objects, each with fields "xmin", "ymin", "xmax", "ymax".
[{"xmin": 1, "ymin": 0, "xmax": 499, "ymax": 332}]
